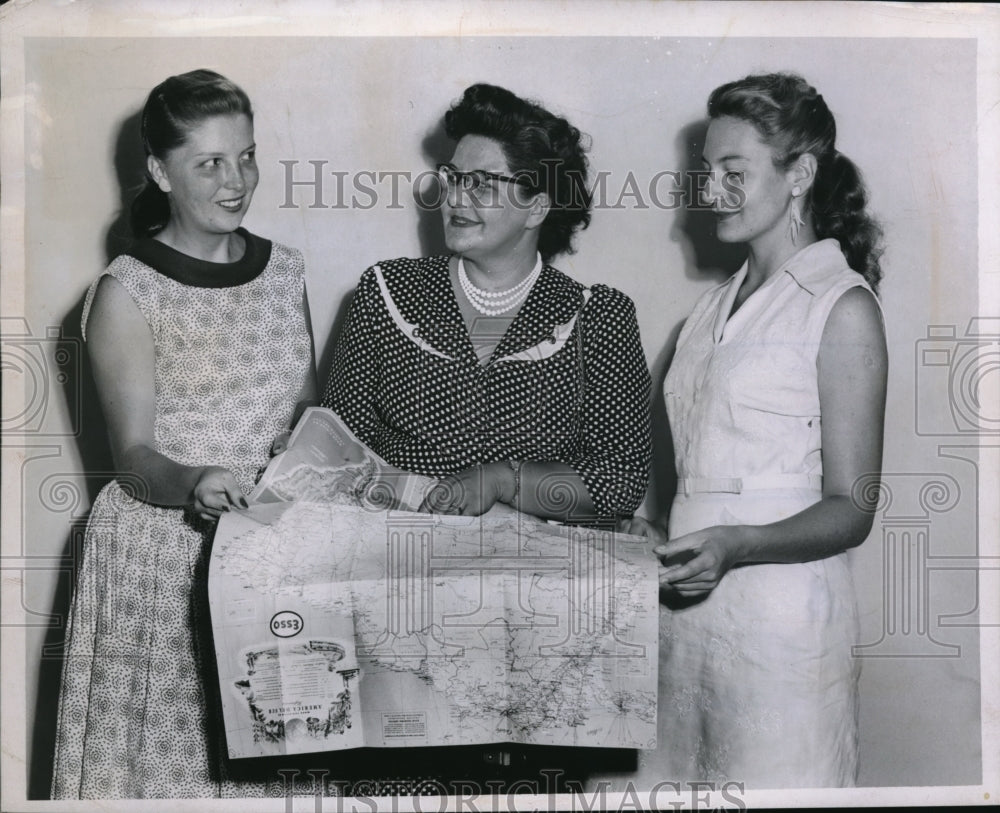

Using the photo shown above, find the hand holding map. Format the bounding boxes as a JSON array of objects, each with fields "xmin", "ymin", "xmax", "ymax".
[
  {"xmin": 209, "ymin": 409, "xmax": 658, "ymax": 759},
  {"xmin": 250, "ymin": 407, "xmax": 435, "ymax": 510}
]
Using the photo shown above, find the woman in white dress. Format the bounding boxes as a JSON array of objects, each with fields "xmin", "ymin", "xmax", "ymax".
[{"xmin": 631, "ymin": 72, "xmax": 888, "ymax": 788}]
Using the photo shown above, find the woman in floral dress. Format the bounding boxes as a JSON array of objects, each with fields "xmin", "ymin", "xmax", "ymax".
[{"xmin": 51, "ymin": 69, "xmax": 315, "ymax": 799}]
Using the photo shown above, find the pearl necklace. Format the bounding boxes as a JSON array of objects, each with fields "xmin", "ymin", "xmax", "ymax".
[{"xmin": 458, "ymin": 254, "xmax": 542, "ymax": 316}]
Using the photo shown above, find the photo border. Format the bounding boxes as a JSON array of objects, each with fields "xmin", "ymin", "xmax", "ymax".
[{"xmin": 2, "ymin": 1, "xmax": 998, "ymax": 810}]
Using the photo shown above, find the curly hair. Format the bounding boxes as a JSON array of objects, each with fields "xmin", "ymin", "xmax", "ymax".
[
  {"xmin": 444, "ymin": 83, "xmax": 592, "ymax": 262},
  {"xmin": 130, "ymin": 69, "xmax": 254, "ymax": 238},
  {"xmin": 708, "ymin": 72, "xmax": 884, "ymax": 292}
]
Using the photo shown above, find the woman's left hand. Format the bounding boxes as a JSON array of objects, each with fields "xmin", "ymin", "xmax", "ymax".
[
  {"xmin": 654, "ymin": 526, "xmax": 742, "ymax": 598},
  {"xmin": 422, "ymin": 463, "xmax": 510, "ymax": 516},
  {"xmin": 270, "ymin": 428, "xmax": 292, "ymax": 456}
]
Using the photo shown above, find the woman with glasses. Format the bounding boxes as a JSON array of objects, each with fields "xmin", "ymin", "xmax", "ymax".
[
  {"xmin": 318, "ymin": 83, "xmax": 651, "ymax": 792},
  {"xmin": 322, "ymin": 83, "xmax": 651, "ymax": 527}
]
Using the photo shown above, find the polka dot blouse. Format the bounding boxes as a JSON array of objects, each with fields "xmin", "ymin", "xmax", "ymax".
[{"xmin": 320, "ymin": 255, "xmax": 652, "ymax": 519}]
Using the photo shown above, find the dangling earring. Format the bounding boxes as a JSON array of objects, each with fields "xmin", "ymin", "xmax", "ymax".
[{"xmin": 789, "ymin": 185, "xmax": 805, "ymax": 245}]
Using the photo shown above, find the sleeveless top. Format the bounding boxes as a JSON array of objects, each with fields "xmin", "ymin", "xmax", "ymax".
[
  {"xmin": 665, "ymin": 238, "xmax": 880, "ymax": 493},
  {"xmin": 81, "ymin": 229, "xmax": 312, "ymax": 492}
]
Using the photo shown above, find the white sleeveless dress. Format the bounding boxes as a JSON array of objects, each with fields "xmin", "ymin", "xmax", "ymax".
[
  {"xmin": 644, "ymin": 239, "xmax": 875, "ymax": 789},
  {"xmin": 51, "ymin": 233, "xmax": 312, "ymax": 798}
]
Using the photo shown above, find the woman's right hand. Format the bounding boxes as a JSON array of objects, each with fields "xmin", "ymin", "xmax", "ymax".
[{"xmin": 192, "ymin": 466, "xmax": 248, "ymax": 521}]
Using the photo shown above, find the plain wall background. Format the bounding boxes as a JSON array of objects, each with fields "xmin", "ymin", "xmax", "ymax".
[{"xmin": 16, "ymin": 35, "xmax": 984, "ymax": 795}]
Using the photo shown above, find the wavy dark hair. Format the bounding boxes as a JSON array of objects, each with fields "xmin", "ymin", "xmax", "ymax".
[
  {"xmin": 707, "ymin": 72, "xmax": 883, "ymax": 292},
  {"xmin": 131, "ymin": 69, "xmax": 254, "ymax": 238},
  {"xmin": 444, "ymin": 83, "xmax": 592, "ymax": 262}
]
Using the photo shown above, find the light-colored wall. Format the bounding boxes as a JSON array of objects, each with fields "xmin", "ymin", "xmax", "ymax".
[{"xmin": 18, "ymin": 35, "xmax": 983, "ymax": 794}]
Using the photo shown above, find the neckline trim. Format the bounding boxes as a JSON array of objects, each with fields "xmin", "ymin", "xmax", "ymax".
[{"xmin": 124, "ymin": 228, "xmax": 272, "ymax": 288}]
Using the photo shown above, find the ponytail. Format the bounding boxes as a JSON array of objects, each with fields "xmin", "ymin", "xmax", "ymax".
[
  {"xmin": 811, "ymin": 151, "xmax": 884, "ymax": 292},
  {"xmin": 708, "ymin": 72, "xmax": 885, "ymax": 293},
  {"xmin": 130, "ymin": 179, "xmax": 171, "ymax": 238}
]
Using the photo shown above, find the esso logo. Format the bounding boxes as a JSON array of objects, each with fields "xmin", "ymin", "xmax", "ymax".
[{"xmin": 269, "ymin": 611, "xmax": 303, "ymax": 638}]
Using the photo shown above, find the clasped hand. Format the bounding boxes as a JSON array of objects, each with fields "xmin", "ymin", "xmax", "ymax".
[
  {"xmin": 620, "ymin": 517, "xmax": 739, "ymax": 598},
  {"xmin": 421, "ymin": 463, "xmax": 512, "ymax": 516}
]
